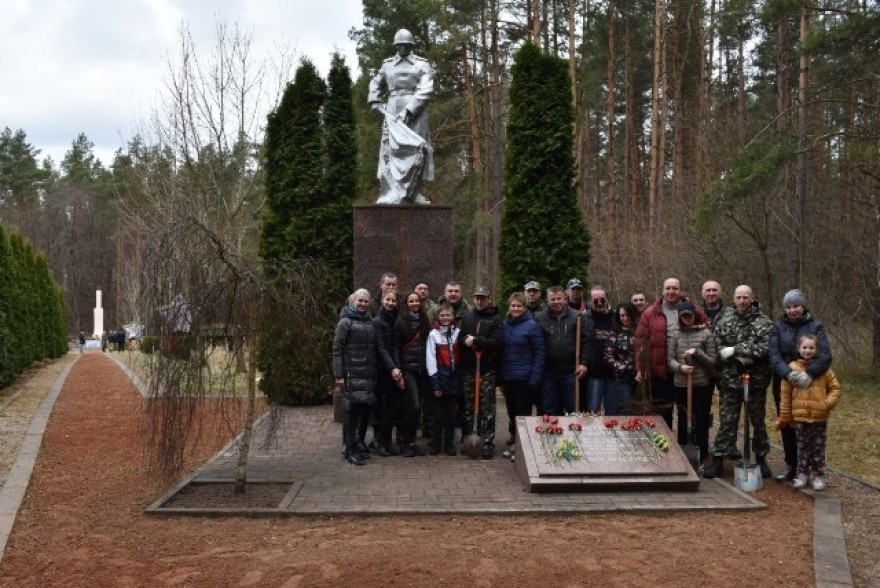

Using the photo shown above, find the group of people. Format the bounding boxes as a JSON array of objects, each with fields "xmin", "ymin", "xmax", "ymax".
[{"xmin": 332, "ymin": 274, "xmax": 841, "ymax": 492}]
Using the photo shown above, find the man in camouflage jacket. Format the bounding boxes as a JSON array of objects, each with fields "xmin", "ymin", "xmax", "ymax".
[{"xmin": 704, "ymin": 285, "xmax": 774, "ymax": 479}]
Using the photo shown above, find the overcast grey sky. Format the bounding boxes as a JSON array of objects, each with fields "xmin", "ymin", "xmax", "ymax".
[{"xmin": 0, "ymin": 0, "xmax": 363, "ymax": 168}]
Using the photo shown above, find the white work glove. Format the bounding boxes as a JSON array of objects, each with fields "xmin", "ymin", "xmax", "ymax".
[
  {"xmin": 794, "ymin": 372, "xmax": 813, "ymax": 388},
  {"xmin": 719, "ymin": 346, "xmax": 735, "ymax": 360}
]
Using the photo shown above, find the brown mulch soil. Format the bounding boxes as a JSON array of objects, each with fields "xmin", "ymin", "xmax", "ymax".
[
  {"xmin": 164, "ymin": 482, "xmax": 291, "ymax": 509},
  {"xmin": 0, "ymin": 353, "xmax": 839, "ymax": 586}
]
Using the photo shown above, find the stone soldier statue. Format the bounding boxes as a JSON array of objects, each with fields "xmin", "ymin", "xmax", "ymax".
[{"xmin": 368, "ymin": 29, "xmax": 434, "ymax": 204}]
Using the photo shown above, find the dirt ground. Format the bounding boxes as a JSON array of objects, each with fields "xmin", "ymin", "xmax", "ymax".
[{"xmin": 0, "ymin": 353, "xmax": 873, "ymax": 586}]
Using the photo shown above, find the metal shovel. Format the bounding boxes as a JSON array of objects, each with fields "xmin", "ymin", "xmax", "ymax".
[
  {"xmin": 462, "ymin": 349, "xmax": 483, "ymax": 459},
  {"xmin": 683, "ymin": 371, "xmax": 701, "ymax": 472},
  {"xmin": 734, "ymin": 373, "xmax": 763, "ymax": 492}
]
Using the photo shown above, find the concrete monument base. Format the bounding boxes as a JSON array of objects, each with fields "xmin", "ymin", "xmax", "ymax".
[
  {"xmin": 353, "ymin": 204, "xmax": 454, "ymax": 294},
  {"xmin": 514, "ymin": 415, "xmax": 701, "ymax": 492}
]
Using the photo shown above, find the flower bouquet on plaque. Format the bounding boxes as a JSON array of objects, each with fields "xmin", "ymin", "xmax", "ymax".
[
  {"xmin": 619, "ymin": 417, "xmax": 656, "ymax": 458},
  {"xmin": 627, "ymin": 417, "xmax": 669, "ymax": 457},
  {"xmin": 554, "ymin": 438, "xmax": 583, "ymax": 464},
  {"xmin": 562, "ymin": 421, "xmax": 586, "ymax": 463},
  {"xmin": 604, "ymin": 418, "xmax": 635, "ymax": 454},
  {"xmin": 639, "ymin": 419, "xmax": 669, "ymax": 454},
  {"xmin": 535, "ymin": 415, "xmax": 575, "ymax": 465},
  {"xmin": 641, "ymin": 418, "xmax": 670, "ymax": 453}
]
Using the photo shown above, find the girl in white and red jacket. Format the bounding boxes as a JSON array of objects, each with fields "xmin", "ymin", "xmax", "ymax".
[{"xmin": 426, "ymin": 304, "xmax": 461, "ymax": 455}]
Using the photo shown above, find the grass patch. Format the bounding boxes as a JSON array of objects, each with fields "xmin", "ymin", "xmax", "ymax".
[
  {"xmin": 113, "ymin": 349, "xmax": 259, "ymax": 397},
  {"xmin": 765, "ymin": 378, "xmax": 880, "ymax": 485},
  {"xmin": 826, "ymin": 379, "xmax": 880, "ymax": 484}
]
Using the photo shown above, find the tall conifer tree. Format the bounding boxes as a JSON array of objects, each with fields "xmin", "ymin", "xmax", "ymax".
[
  {"xmin": 321, "ymin": 52, "xmax": 357, "ymax": 291},
  {"xmin": 499, "ymin": 43, "xmax": 590, "ymax": 296},
  {"xmin": 260, "ymin": 59, "xmax": 327, "ymax": 262},
  {"xmin": 259, "ymin": 57, "xmax": 359, "ymax": 405}
]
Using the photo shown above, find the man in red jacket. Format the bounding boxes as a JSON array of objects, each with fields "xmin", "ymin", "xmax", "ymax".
[{"xmin": 635, "ymin": 277, "xmax": 707, "ymax": 428}]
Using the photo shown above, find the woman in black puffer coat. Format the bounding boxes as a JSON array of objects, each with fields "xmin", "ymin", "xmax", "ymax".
[
  {"xmin": 395, "ymin": 291, "xmax": 431, "ymax": 457},
  {"xmin": 333, "ymin": 289, "xmax": 378, "ymax": 466}
]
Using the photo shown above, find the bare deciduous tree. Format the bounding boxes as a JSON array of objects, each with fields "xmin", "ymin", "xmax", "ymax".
[{"xmin": 114, "ymin": 21, "xmax": 315, "ymax": 492}]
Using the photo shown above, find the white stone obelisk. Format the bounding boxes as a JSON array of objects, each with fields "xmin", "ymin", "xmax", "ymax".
[{"xmin": 93, "ymin": 290, "xmax": 104, "ymax": 338}]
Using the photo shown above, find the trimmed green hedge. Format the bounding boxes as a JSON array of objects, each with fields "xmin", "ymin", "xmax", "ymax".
[{"xmin": 0, "ymin": 223, "xmax": 68, "ymax": 387}]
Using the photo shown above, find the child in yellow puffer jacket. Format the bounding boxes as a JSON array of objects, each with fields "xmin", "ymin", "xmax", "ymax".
[{"xmin": 780, "ymin": 334, "xmax": 841, "ymax": 491}]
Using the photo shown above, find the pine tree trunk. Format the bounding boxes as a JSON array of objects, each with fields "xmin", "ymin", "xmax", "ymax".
[
  {"xmin": 648, "ymin": 0, "xmax": 666, "ymax": 233},
  {"xmin": 489, "ymin": 0, "xmax": 504, "ymax": 294},
  {"xmin": 606, "ymin": 0, "xmax": 617, "ymax": 237},
  {"xmin": 569, "ymin": 0, "xmax": 578, "ymax": 151},
  {"xmin": 531, "ymin": 0, "xmax": 543, "ymax": 45},
  {"xmin": 794, "ymin": 6, "xmax": 811, "ymax": 287}
]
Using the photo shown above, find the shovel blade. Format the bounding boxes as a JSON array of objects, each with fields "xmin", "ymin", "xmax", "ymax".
[
  {"xmin": 462, "ymin": 434, "xmax": 481, "ymax": 459},
  {"xmin": 734, "ymin": 464, "xmax": 764, "ymax": 492}
]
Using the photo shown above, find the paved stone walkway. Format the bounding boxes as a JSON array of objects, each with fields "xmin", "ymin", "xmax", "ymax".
[{"xmin": 156, "ymin": 402, "xmax": 764, "ymax": 514}]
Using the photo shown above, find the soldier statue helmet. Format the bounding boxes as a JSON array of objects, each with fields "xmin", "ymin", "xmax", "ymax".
[{"xmin": 393, "ymin": 29, "xmax": 415, "ymax": 46}]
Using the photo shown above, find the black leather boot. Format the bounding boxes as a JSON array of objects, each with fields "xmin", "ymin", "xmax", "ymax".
[
  {"xmin": 756, "ymin": 455, "xmax": 772, "ymax": 479},
  {"xmin": 356, "ymin": 440, "xmax": 371, "ymax": 458},
  {"xmin": 346, "ymin": 447, "xmax": 366, "ymax": 466},
  {"xmin": 703, "ymin": 456, "xmax": 724, "ymax": 478}
]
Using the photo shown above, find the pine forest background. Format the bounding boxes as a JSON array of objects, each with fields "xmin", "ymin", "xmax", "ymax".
[{"xmin": 1, "ymin": 1, "xmax": 878, "ymax": 377}]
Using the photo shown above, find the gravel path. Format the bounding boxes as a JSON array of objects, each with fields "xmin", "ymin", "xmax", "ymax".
[{"xmin": 0, "ymin": 352, "xmax": 876, "ymax": 586}]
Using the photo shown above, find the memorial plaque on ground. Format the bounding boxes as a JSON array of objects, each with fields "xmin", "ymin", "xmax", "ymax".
[{"xmin": 514, "ymin": 415, "xmax": 700, "ymax": 492}]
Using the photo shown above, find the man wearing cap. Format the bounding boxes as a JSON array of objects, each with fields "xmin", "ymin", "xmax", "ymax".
[
  {"xmin": 704, "ymin": 285, "xmax": 774, "ymax": 479},
  {"xmin": 768, "ymin": 288, "xmax": 833, "ymax": 482},
  {"xmin": 667, "ymin": 299, "xmax": 717, "ymax": 461},
  {"xmin": 457, "ymin": 287, "xmax": 504, "ymax": 459},
  {"xmin": 635, "ymin": 277, "xmax": 707, "ymax": 428},
  {"xmin": 536, "ymin": 286, "xmax": 591, "ymax": 415},
  {"xmin": 524, "ymin": 281, "xmax": 547, "ymax": 315},
  {"xmin": 566, "ymin": 278, "xmax": 587, "ymax": 312}
]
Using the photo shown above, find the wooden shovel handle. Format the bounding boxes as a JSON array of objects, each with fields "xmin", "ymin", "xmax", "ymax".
[
  {"xmin": 575, "ymin": 315, "xmax": 582, "ymax": 413},
  {"xmin": 686, "ymin": 372, "xmax": 694, "ymax": 429},
  {"xmin": 474, "ymin": 350, "xmax": 482, "ymax": 415}
]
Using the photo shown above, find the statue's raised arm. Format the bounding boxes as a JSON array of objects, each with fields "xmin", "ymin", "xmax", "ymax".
[{"xmin": 367, "ymin": 29, "xmax": 434, "ymax": 205}]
